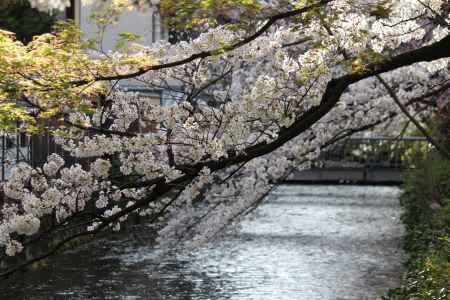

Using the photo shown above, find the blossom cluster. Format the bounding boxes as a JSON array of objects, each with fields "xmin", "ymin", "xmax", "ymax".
[{"xmin": 1, "ymin": 0, "xmax": 449, "ymax": 259}]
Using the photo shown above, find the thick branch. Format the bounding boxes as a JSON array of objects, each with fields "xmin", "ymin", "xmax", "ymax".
[
  {"xmin": 185, "ymin": 34, "xmax": 450, "ymax": 171},
  {"xmin": 2, "ymin": 32, "xmax": 450, "ymax": 280},
  {"xmin": 113, "ymin": 34, "xmax": 450, "ymax": 225}
]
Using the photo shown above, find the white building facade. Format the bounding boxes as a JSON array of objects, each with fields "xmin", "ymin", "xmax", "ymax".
[
  {"xmin": 71, "ymin": 0, "xmax": 180, "ymax": 107},
  {"xmin": 71, "ymin": 0, "xmax": 167, "ymax": 52}
]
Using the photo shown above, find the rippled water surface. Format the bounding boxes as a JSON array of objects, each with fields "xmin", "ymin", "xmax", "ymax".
[{"xmin": 0, "ymin": 185, "xmax": 404, "ymax": 300}]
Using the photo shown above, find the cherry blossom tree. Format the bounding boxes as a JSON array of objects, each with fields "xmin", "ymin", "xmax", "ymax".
[{"xmin": 0, "ymin": 0, "xmax": 449, "ymax": 277}]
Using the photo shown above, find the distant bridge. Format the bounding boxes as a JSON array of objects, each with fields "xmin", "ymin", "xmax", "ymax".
[{"xmin": 286, "ymin": 137, "xmax": 429, "ymax": 184}]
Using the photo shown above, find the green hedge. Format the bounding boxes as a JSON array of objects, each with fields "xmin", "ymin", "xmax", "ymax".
[{"xmin": 385, "ymin": 154, "xmax": 450, "ymax": 300}]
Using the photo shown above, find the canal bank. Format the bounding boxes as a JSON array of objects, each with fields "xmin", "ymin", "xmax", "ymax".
[{"xmin": 0, "ymin": 185, "xmax": 404, "ymax": 300}]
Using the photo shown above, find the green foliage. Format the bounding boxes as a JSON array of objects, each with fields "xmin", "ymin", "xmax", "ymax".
[
  {"xmin": 116, "ymin": 32, "xmax": 142, "ymax": 49},
  {"xmin": 386, "ymin": 251, "xmax": 449, "ymax": 300},
  {"xmin": 0, "ymin": 20, "xmax": 153, "ymax": 133},
  {"xmin": 0, "ymin": 0, "xmax": 56, "ymax": 43},
  {"xmin": 384, "ymin": 154, "xmax": 450, "ymax": 300},
  {"xmin": 159, "ymin": 0, "xmax": 262, "ymax": 29}
]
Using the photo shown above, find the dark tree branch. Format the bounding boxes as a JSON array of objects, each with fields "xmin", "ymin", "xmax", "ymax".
[{"xmin": 376, "ymin": 74, "xmax": 450, "ymax": 159}]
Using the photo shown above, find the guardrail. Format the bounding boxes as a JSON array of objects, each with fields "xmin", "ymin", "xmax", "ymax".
[
  {"xmin": 317, "ymin": 136, "xmax": 429, "ymax": 170},
  {"xmin": 286, "ymin": 136, "xmax": 430, "ymax": 184}
]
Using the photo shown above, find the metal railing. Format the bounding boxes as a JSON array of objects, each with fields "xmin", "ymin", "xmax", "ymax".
[{"xmin": 318, "ymin": 136, "xmax": 430, "ymax": 170}]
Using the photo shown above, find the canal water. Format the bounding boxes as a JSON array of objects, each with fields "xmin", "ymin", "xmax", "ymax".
[{"xmin": 0, "ymin": 185, "xmax": 404, "ymax": 300}]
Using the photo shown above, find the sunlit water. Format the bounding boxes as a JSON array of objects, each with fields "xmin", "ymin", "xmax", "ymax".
[{"xmin": 0, "ymin": 185, "xmax": 404, "ymax": 300}]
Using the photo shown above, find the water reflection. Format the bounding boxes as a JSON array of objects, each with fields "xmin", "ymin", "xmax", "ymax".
[{"xmin": 0, "ymin": 185, "xmax": 404, "ymax": 300}]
